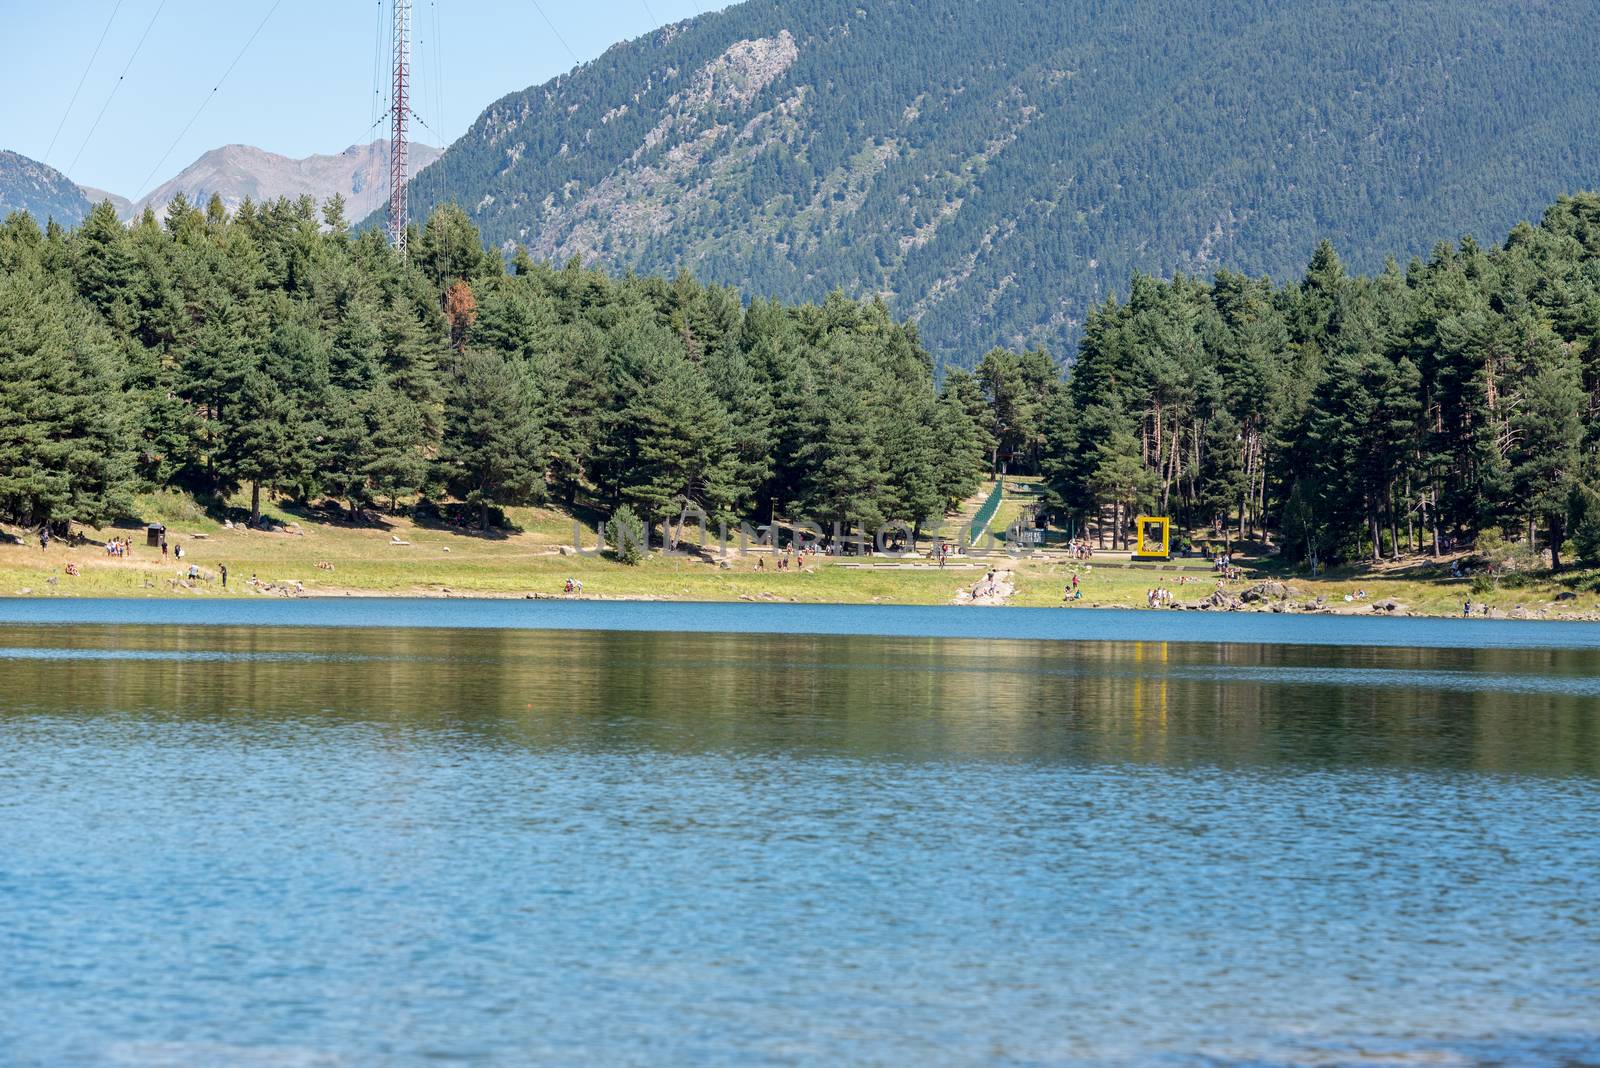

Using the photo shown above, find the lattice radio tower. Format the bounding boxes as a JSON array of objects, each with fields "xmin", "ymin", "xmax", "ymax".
[{"xmin": 388, "ymin": 0, "xmax": 412, "ymax": 257}]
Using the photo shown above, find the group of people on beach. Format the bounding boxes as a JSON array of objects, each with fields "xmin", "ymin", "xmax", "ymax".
[
  {"xmin": 99, "ymin": 534, "xmax": 181, "ymax": 562},
  {"xmin": 755, "ymin": 546, "xmax": 812, "ymax": 571},
  {"xmin": 970, "ymin": 570, "xmax": 1005, "ymax": 598},
  {"xmin": 1146, "ymin": 587, "xmax": 1177, "ymax": 608}
]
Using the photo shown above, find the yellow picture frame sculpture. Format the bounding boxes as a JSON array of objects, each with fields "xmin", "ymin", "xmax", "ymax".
[{"xmin": 1132, "ymin": 515, "xmax": 1170, "ymax": 560}]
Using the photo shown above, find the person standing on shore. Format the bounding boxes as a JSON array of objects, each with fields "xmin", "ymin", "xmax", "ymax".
[{"xmin": 220, "ymin": 564, "xmax": 228, "ymax": 589}]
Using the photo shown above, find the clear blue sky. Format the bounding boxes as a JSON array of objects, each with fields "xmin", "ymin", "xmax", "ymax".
[{"xmin": 2, "ymin": 0, "xmax": 734, "ymax": 199}]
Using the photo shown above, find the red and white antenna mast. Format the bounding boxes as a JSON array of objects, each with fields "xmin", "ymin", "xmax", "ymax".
[{"xmin": 388, "ymin": 0, "xmax": 412, "ymax": 257}]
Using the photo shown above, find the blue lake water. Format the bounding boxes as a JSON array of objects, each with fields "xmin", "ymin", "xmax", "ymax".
[
  {"xmin": 0, "ymin": 600, "xmax": 1597, "ymax": 1065},
  {"xmin": 5, "ymin": 595, "xmax": 1600, "ymax": 648}
]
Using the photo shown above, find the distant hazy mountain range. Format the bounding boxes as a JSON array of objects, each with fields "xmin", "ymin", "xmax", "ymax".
[
  {"xmin": 0, "ymin": 140, "xmax": 439, "ymax": 229},
  {"xmin": 393, "ymin": 0, "xmax": 1600, "ymax": 363},
  {"xmin": 128, "ymin": 140, "xmax": 441, "ymax": 222},
  {"xmin": 78, "ymin": 186, "xmax": 132, "ymax": 217}
]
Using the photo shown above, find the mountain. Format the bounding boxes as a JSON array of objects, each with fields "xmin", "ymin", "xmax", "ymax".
[
  {"xmin": 78, "ymin": 186, "xmax": 133, "ymax": 217},
  {"xmin": 397, "ymin": 0, "xmax": 1600, "ymax": 365},
  {"xmin": 0, "ymin": 150, "xmax": 92, "ymax": 228},
  {"xmin": 131, "ymin": 140, "xmax": 441, "ymax": 222}
]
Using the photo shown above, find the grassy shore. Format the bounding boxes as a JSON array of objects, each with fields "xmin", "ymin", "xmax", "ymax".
[
  {"xmin": 1007, "ymin": 558, "xmax": 1600, "ymax": 619},
  {"xmin": 3, "ymin": 492, "xmax": 1599, "ymax": 620}
]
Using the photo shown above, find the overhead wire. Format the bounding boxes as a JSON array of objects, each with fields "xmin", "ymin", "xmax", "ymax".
[
  {"xmin": 432, "ymin": 0, "xmax": 450, "ymax": 207},
  {"xmin": 134, "ymin": 0, "xmax": 287, "ymax": 201},
  {"xmin": 412, "ymin": 1, "xmax": 431, "ymax": 210},
  {"xmin": 526, "ymin": 0, "xmax": 580, "ymax": 66},
  {"xmin": 44, "ymin": 0, "xmax": 126, "ymax": 167},
  {"xmin": 431, "ymin": 0, "xmax": 445, "ymax": 148},
  {"xmin": 370, "ymin": 0, "xmax": 386, "ymax": 136},
  {"xmin": 67, "ymin": 0, "xmax": 169, "ymax": 180}
]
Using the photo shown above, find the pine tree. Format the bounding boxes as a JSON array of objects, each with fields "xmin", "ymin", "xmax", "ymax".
[
  {"xmin": 360, "ymin": 386, "xmax": 429, "ymax": 513},
  {"xmin": 703, "ymin": 344, "xmax": 775, "ymax": 517},
  {"xmin": 221, "ymin": 318, "xmax": 330, "ymax": 523},
  {"xmin": 437, "ymin": 347, "xmax": 544, "ymax": 529},
  {"xmin": 1510, "ymin": 334, "xmax": 1585, "ymax": 569},
  {"xmin": 1197, "ymin": 408, "xmax": 1245, "ymax": 541},
  {"xmin": 0, "ymin": 267, "xmax": 133, "ymax": 527},
  {"xmin": 613, "ymin": 334, "xmax": 739, "ymax": 523},
  {"xmin": 933, "ymin": 388, "xmax": 987, "ymax": 512},
  {"xmin": 1089, "ymin": 425, "xmax": 1156, "ymax": 549},
  {"xmin": 797, "ymin": 368, "xmax": 890, "ymax": 537},
  {"xmin": 1568, "ymin": 482, "xmax": 1600, "ymax": 567}
]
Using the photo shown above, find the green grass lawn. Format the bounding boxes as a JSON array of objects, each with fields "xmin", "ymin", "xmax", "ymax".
[
  {"xmin": 5, "ymin": 491, "xmax": 1598, "ymax": 618},
  {"xmin": 985, "ymin": 477, "xmax": 1044, "ymax": 541},
  {"xmin": 0, "ymin": 496, "xmax": 967, "ymax": 605}
]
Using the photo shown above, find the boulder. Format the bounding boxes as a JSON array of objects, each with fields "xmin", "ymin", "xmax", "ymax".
[
  {"xmin": 1555, "ymin": 591, "xmax": 1577, "ymax": 602},
  {"xmin": 1197, "ymin": 589, "xmax": 1243, "ymax": 611},
  {"xmin": 1239, "ymin": 581, "xmax": 1294, "ymax": 603}
]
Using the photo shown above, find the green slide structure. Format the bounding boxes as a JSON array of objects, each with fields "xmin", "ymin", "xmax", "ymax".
[{"xmin": 968, "ymin": 481, "xmax": 1003, "ymax": 543}]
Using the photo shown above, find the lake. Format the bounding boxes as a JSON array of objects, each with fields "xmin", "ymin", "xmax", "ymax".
[{"xmin": 1, "ymin": 600, "xmax": 1597, "ymax": 1066}]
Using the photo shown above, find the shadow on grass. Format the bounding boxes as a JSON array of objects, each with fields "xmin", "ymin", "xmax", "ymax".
[
  {"xmin": 279, "ymin": 499, "xmax": 397, "ymax": 532},
  {"xmin": 409, "ymin": 500, "xmax": 521, "ymax": 541}
]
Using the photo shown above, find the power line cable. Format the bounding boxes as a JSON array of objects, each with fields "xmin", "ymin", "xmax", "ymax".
[
  {"xmin": 526, "ymin": 0, "xmax": 580, "ymax": 65},
  {"xmin": 639, "ymin": 0, "xmax": 660, "ymax": 25},
  {"xmin": 432, "ymin": 0, "xmax": 445, "ymax": 143},
  {"xmin": 370, "ymin": 0, "xmax": 386, "ymax": 134},
  {"xmin": 135, "ymin": 0, "xmax": 287, "ymax": 201},
  {"xmin": 430, "ymin": 0, "xmax": 449, "ymax": 205},
  {"xmin": 45, "ymin": 0, "xmax": 126, "ymax": 167},
  {"xmin": 67, "ymin": 0, "xmax": 168, "ymax": 180}
]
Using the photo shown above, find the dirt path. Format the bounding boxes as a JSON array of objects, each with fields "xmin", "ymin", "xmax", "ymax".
[{"xmin": 953, "ymin": 566, "xmax": 1015, "ymax": 606}]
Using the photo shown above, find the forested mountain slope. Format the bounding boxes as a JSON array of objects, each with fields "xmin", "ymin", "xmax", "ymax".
[
  {"xmin": 392, "ymin": 0, "xmax": 1600, "ymax": 366},
  {"xmin": 0, "ymin": 150, "xmax": 91, "ymax": 229}
]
